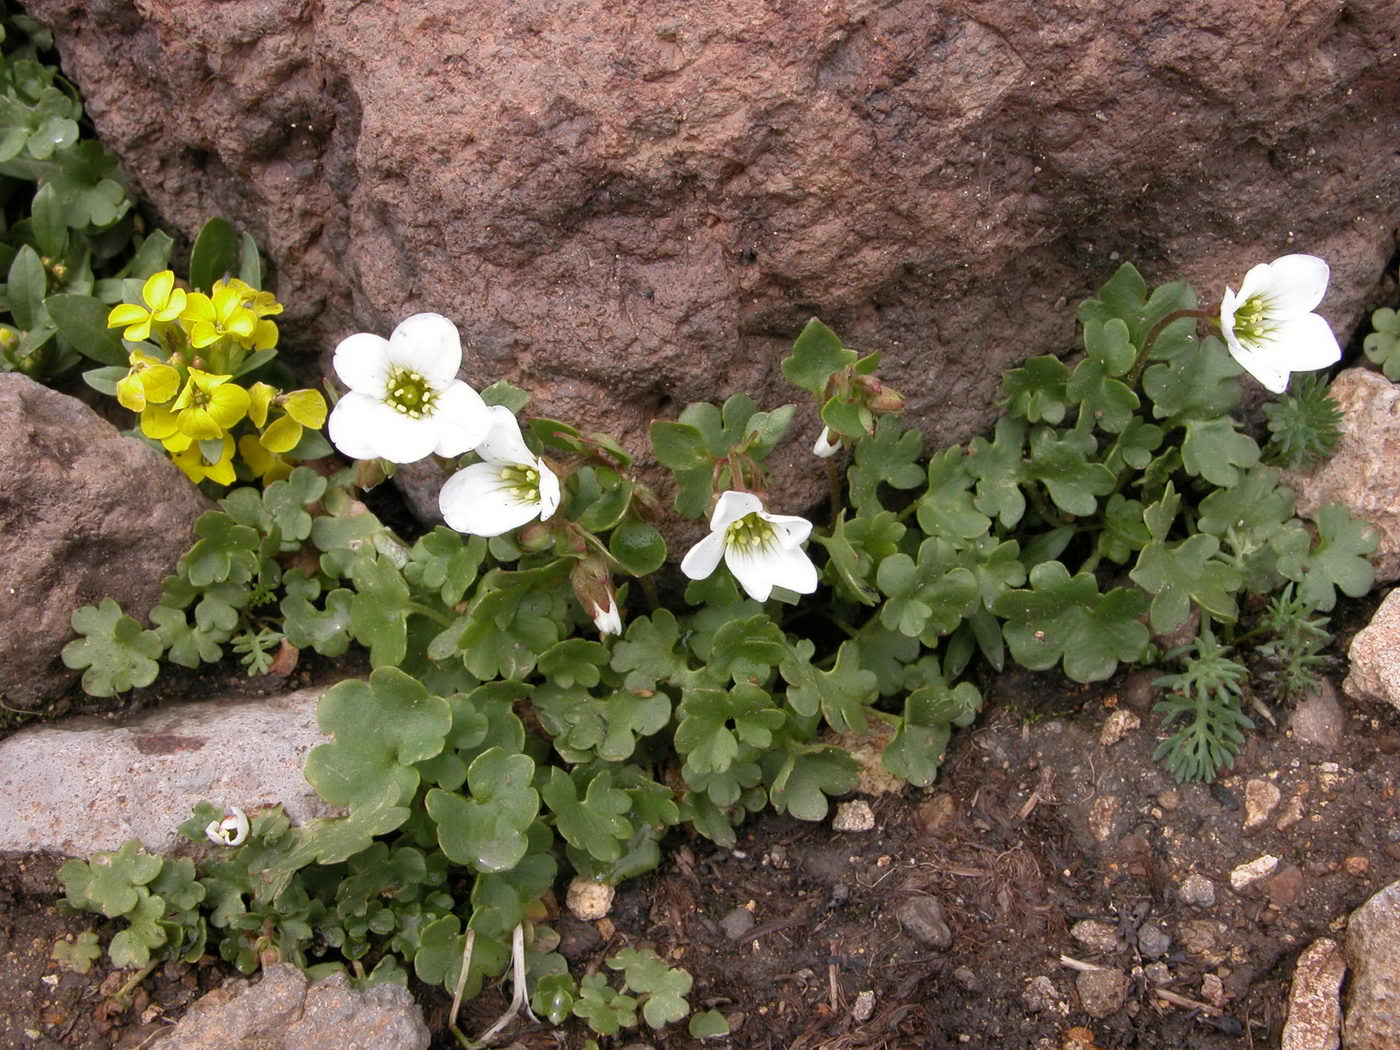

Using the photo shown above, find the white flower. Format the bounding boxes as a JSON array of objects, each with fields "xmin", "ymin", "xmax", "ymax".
[
  {"xmin": 438, "ymin": 406, "xmax": 561, "ymax": 537},
  {"xmin": 680, "ymin": 490, "xmax": 818, "ymax": 602},
  {"xmin": 327, "ymin": 312, "xmax": 492, "ymax": 463},
  {"xmin": 1219, "ymin": 254, "xmax": 1341, "ymax": 394},
  {"xmin": 205, "ymin": 806, "xmax": 249, "ymax": 847},
  {"xmin": 812, "ymin": 425, "xmax": 842, "ymax": 459},
  {"xmin": 591, "ymin": 597, "xmax": 622, "ymax": 637}
]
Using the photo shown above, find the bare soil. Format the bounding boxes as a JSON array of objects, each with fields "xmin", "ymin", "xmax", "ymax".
[{"xmin": 2, "ymin": 594, "xmax": 1397, "ymax": 1050}]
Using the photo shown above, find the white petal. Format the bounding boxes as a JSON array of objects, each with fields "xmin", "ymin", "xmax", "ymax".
[
  {"xmin": 1219, "ymin": 285, "xmax": 1241, "ymax": 334},
  {"xmin": 680, "ymin": 530, "xmax": 726, "ymax": 581},
  {"xmin": 1227, "ymin": 343, "xmax": 1290, "ymax": 394},
  {"xmin": 759, "ymin": 511, "xmax": 813, "ymax": 548},
  {"xmin": 333, "ymin": 332, "xmax": 391, "ymax": 396},
  {"xmin": 328, "ymin": 393, "xmax": 389, "ymax": 459},
  {"xmin": 476, "ymin": 405, "xmax": 535, "ymax": 464},
  {"xmin": 725, "ymin": 542, "xmax": 818, "ymax": 601},
  {"xmin": 331, "ymin": 395, "xmax": 439, "ymax": 463},
  {"xmin": 387, "ymin": 313, "xmax": 462, "ymax": 387},
  {"xmin": 1259, "ymin": 254, "xmax": 1329, "ymax": 316},
  {"xmin": 710, "ymin": 490, "xmax": 763, "ymax": 531},
  {"xmin": 593, "ymin": 598, "xmax": 622, "ymax": 636},
  {"xmin": 439, "ymin": 463, "xmax": 542, "ymax": 537},
  {"xmin": 1234, "ymin": 263, "xmax": 1275, "ymax": 304},
  {"xmin": 430, "ymin": 381, "xmax": 493, "ymax": 457},
  {"xmin": 537, "ymin": 462, "xmax": 561, "ymax": 520},
  {"xmin": 1268, "ymin": 312, "xmax": 1342, "ymax": 371},
  {"xmin": 812, "ymin": 426, "xmax": 841, "ymax": 458}
]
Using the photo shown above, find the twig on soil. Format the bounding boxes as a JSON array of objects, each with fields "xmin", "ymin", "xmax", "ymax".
[
  {"xmin": 1153, "ymin": 986, "xmax": 1223, "ymax": 1016},
  {"xmin": 448, "ymin": 927, "xmax": 477, "ymax": 1030},
  {"xmin": 1058, "ymin": 954, "xmax": 1105, "ymax": 973}
]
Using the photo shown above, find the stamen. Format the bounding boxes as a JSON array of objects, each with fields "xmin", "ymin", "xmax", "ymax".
[{"xmin": 384, "ymin": 367, "xmax": 439, "ymax": 416}]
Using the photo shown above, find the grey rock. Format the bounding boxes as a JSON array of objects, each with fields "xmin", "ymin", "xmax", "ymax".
[
  {"xmin": 1343, "ymin": 879, "xmax": 1400, "ymax": 1050},
  {"xmin": 851, "ymin": 989, "xmax": 876, "ymax": 1023},
  {"xmin": 150, "ymin": 962, "xmax": 429, "ymax": 1050},
  {"xmin": 0, "ymin": 375, "xmax": 209, "ymax": 705},
  {"xmin": 832, "ymin": 799, "xmax": 875, "ymax": 832},
  {"xmin": 1137, "ymin": 922, "xmax": 1171, "ymax": 961},
  {"xmin": 1075, "ymin": 967, "xmax": 1129, "ymax": 1019},
  {"xmin": 1143, "ymin": 962, "xmax": 1172, "ymax": 986},
  {"xmin": 1282, "ymin": 937, "xmax": 1344, "ymax": 1050},
  {"xmin": 1243, "ymin": 778, "xmax": 1283, "ymax": 835},
  {"xmin": 1179, "ymin": 873, "xmax": 1217, "ymax": 907},
  {"xmin": 0, "ymin": 685, "xmax": 338, "ymax": 857},
  {"xmin": 1344, "ymin": 589, "xmax": 1400, "ymax": 715},
  {"xmin": 1286, "ymin": 369, "xmax": 1400, "ymax": 583},
  {"xmin": 24, "ymin": 1, "xmax": 1400, "ymax": 523},
  {"xmin": 1021, "ymin": 976, "xmax": 1064, "ymax": 1014},
  {"xmin": 720, "ymin": 906, "xmax": 755, "ymax": 941},
  {"xmin": 1289, "ymin": 681, "xmax": 1346, "ymax": 750},
  {"xmin": 1070, "ymin": 918, "xmax": 1124, "ymax": 955},
  {"xmin": 896, "ymin": 896, "xmax": 953, "ymax": 949}
]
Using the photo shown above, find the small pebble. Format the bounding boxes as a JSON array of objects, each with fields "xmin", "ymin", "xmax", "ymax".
[
  {"xmin": 852, "ymin": 990, "xmax": 876, "ymax": 1023},
  {"xmin": 565, "ymin": 877, "xmax": 614, "ymax": 921},
  {"xmin": 916, "ymin": 793, "xmax": 958, "ymax": 834},
  {"xmin": 720, "ymin": 907, "xmax": 756, "ymax": 941},
  {"xmin": 1201, "ymin": 973, "xmax": 1227, "ymax": 1008},
  {"xmin": 1231, "ymin": 854, "xmax": 1280, "ymax": 891},
  {"xmin": 1243, "ymin": 778, "xmax": 1282, "ymax": 834},
  {"xmin": 1071, "ymin": 919, "xmax": 1124, "ymax": 955},
  {"xmin": 1345, "ymin": 855, "xmax": 1369, "ymax": 876},
  {"xmin": 953, "ymin": 966, "xmax": 979, "ymax": 991},
  {"xmin": 1137, "ymin": 922, "xmax": 1171, "ymax": 960},
  {"xmin": 833, "ymin": 799, "xmax": 876, "ymax": 832},
  {"xmin": 1143, "ymin": 961, "xmax": 1172, "ymax": 986},
  {"xmin": 1076, "ymin": 967, "xmax": 1129, "ymax": 1019},
  {"xmin": 896, "ymin": 896, "xmax": 953, "ymax": 949},
  {"xmin": 1099, "ymin": 709, "xmax": 1141, "ymax": 747},
  {"xmin": 1266, "ymin": 864, "xmax": 1305, "ymax": 907},
  {"xmin": 1021, "ymin": 975, "xmax": 1063, "ymax": 1013}
]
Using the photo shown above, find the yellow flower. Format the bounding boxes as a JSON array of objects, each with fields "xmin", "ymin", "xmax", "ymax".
[
  {"xmin": 115, "ymin": 349, "xmax": 181, "ymax": 412},
  {"xmin": 173, "ymin": 435, "xmax": 236, "ymax": 486},
  {"xmin": 256, "ymin": 388, "xmax": 327, "ymax": 454},
  {"xmin": 221, "ymin": 278, "xmax": 284, "ymax": 318},
  {"xmin": 247, "ymin": 382, "xmax": 277, "ymax": 428},
  {"xmin": 169, "ymin": 369, "xmax": 250, "ymax": 440},
  {"xmin": 182, "ymin": 285, "xmax": 258, "ymax": 349},
  {"xmin": 238, "ymin": 433, "xmax": 294, "ymax": 484},
  {"xmin": 140, "ymin": 404, "xmax": 193, "ymax": 452},
  {"xmin": 106, "ymin": 271, "xmax": 187, "ymax": 342}
]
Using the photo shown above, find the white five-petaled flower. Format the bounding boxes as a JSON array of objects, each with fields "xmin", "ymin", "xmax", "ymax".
[
  {"xmin": 327, "ymin": 312, "xmax": 492, "ymax": 464},
  {"xmin": 1219, "ymin": 254, "xmax": 1341, "ymax": 394},
  {"xmin": 680, "ymin": 490, "xmax": 818, "ymax": 602},
  {"xmin": 812, "ymin": 425, "xmax": 842, "ymax": 459},
  {"xmin": 205, "ymin": 806, "xmax": 249, "ymax": 847},
  {"xmin": 439, "ymin": 406, "xmax": 562, "ymax": 537}
]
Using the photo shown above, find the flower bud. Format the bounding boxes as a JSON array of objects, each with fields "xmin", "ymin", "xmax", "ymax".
[
  {"xmin": 205, "ymin": 806, "xmax": 250, "ymax": 846},
  {"xmin": 517, "ymin": 521, "xmax": 555, "ymax": 551},
  {"xmin": 812, "ymin": 426, "xmax": 842, "ymax": 459}
]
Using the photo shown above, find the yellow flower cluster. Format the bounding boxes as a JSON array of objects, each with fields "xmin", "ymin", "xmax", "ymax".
[{"xmin": 107, "ymin": 271, "xmax": 327, "ymax": 486}]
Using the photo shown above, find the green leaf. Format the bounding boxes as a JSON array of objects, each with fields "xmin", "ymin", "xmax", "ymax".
[
  {"xmin": 609, "ymin": 520, "xmax": 666, "ymax": 576},
  {"xmin": 281, "ymin": 587, "xmax": 354, "ymax": 656},
  {"xmin": 767, "ymin": 745, "xmax": 859, "ymax": 821},
  {"xmin": 573, "ymin": 972, "xmax": 639, "ymax": 1035},
  {"xmin": 542, "ymin": 768, "xmax": 634, "ymax": 864},
  {"xmin": 876, "ymin": 546, "xmax": 978, "ymax": 640},
  {"xmin": 1096, "ymin": 494, "xmax": 1151, "ymax": 564},
  {"xmin": 676, "ymin": 684, "xmax": 785, "ymax": 775},
  {"xmin": 59, "ymin": 840, "xmax": 162, "ymax": 917},
  {"xmin": 348, "ymin": 553, "xmax": 412, "ymax": 667},
  {"xmin": 237, "ymin": 231, "xmax": 262, "ymax": 288},
  {"xmin": 188, "ymin": 217, "xmax": 240, "ymax": 292},
  {"xmin": 61, "ymin": 598, "xmax": 162, "ymax": 697},
  {"xmin": 1076, "ymin": 263, "xmax": 1195, "ymax": 352},
  {"xmin": 813, "ymin": 509, "xmax": 904, "ymax": 605},
  {"xmin": 1025, "ymin": 427, "xmax": 1114, "ymax": 517},
  {"xmin": 45, "ymin": 293, "xmax": 127, "ymax": 365},
  {"xmin": 1363, "ymin": 306, "xmax": 1400, "ymax": 379},
  {"xmin": 31, "ymin": 181, "xmax": 65, "ymax": 257},
  {"xmin": 649, "ymin": 421, "xmax": 710, "ymax": 470},
  {"xmin": 304, "ymin": 669, "xmax": 451, "ymax": 807},
  {"xmin": 707, "ymin": 615, "xmax": 786, "ymax": 683},
  {"xmin": 480, "ymin": 379, "xmax": 531, "ymax": 412},
  {"xmin": 780, "ymin": 639, "xmax": 877, "ymax": 733},
  {"xmin": 81, "ymin": 364, "xmax": 127, "ymax": 394},
  {"xmin": 149, "ymin": 604, "xmax": 224, "ymax": 668},
  {"xmin": 848, "ymin": 414, "xmax": 923, "ymax": 512},
  {"xmin": 7, "ymin": 243, "xmax": 47, "ymax": 330},
  {"xmin": 610, "ymin": 609, "xmax": 695, "ymax": 691},
  {"xmin": 1001, "ymin": 355, "xmax": 1069, "ymax": 424},
  {"xmin": 538, "ymin": 638, "xmax": 610, "ymax": 689},
  {"xmin": 1104, "ymin": 417, "xmax": 1163, "ymax": 473},
  {"xmin": 404, "ymin": 528, "xmax": 485, "ymax": 606},
  {"xmin": 108, "ymin": 889, "xmax": 167, "ymax": 968},
  {"xmin": 1066, "ymin": 356, "xmax": 1139, "ymax": 434},
  {"xmin": 917, "ymin": 448, "xmax": 993, "ymax": 540},
  {"xmin": 965, "ymin": 416, "xmax": 1028, "ymax": 527},
  {"xmin": 1130, "ymin": 534, "xmax": 1242, "ymax": 633},
  {"xmin": 689, "ymin": 1010, "xmax": 732, "ymax": 1038},
  {"xmin": 820, "ymin": 393, "xmax": 873, "ymax": 438},
  {"xmin": 608, "ymin": 947, "xmax": 693, "ymax": 1028},
  {"xmin": 426, "ymin": 748, "xmax": 540, "ymax": 872},
  {"xmin": 1142, "ymin": 336, "xmax": 1242, "ymax": 422},
  {"xmin": 1273, "ymin": 503, "xmax": 1378, "ymax": 611},
  {"xmin": 183, "ymin": 512, "xmax": 260, "ymax": 587},
  {"xmin": 782, "ymin": 317, "xmax": 857, "ymax": 396},
  {"xmin": 994, "ymin": 562, "xmax": 1150, "ymax": 682},
  {"xmin": 1180, "ymin": 416, "xmax": 1260, "ymax": 487},
  {"xmin": 882, "ymin": 679, "xmax": 982, "ymax": 786}
]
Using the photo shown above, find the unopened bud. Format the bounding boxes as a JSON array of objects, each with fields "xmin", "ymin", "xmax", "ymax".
[
  {"xmin": 812, "ymin": 426, "xmax": 842, "ymax": 459},
  {"xmin": 205, "ymin": 806, "xmax": 250, "ymax": 846},
  {"xmin": 518, "ymin": 521, "xmax": 554, "ymax": 551}
]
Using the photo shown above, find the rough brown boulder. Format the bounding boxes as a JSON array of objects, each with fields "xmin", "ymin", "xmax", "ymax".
[
  {"xmin": 24, "ymin": 0, "xmax": 1400, "ymax": 467},
  {"xmin": 0, "ymin": 375, "xmax": 208, "ymax": 705}
]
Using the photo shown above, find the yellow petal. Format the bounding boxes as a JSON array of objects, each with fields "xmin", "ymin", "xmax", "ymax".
[
  {"xmin": 247, "ymin": 382, "xmax": 276, "ymax": 428},
  {"xmin": 176, "ymin": 407, "xmax": 224, "ymax": 441},
  {"xmin": 261, "ymin": 413, "xmax": 302, "ymax": 453},
  {"xmin": 282, "ymin": 388, "xmax": 327, "ymax": 428},
  {"xmin": 207, "ymin": 382, "xmax": 250, "ymax": 429},
  {"xmin": 152, "ymin": 287, "xmax": 187, "ymax": 323},
  {"xmin": 117, "ymin": 372, "xmax": 147, "ymax": 412},
  {"xmin": 238, "ymin": 433, "xmax": 275, "ymax": 476},
  {"xmin": 142, "ymin": 270, "xmax": 175, "ymax": 311},
  {"xmin": 180, "ymin": 292, "xmax": 216, "ymax": 325},
  {"xmin": 189, "ymin": 321, "xmax": 221, "ymax": 349},
  {"xmin": 140, "ymin": 364, "xmax": 180, "ymax": 404},
  {"xmin": 224, "ymin": 308, "xmax": 257, "ymax": 340},
  {"xmin": 140, "ymin": 403, "xmax": 179, "ymax": 440},
  {"xmin": 253, "ymin": 319, "xmax": 279, "ymax": 350},
  {"xmin": 107, "ymin": 303, "xmax": 149, "ymax": 329}
]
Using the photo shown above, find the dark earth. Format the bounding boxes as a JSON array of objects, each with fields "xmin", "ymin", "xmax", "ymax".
[{"xmin": 2, "ymin": 586, "xmax": 1395, "ymax": 1050}]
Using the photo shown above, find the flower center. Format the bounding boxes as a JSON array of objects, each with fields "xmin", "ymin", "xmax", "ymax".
[
  {"xmin": 500, "ymin": 463, "xmax": 541, "ymax": 503},
  {"xmin": 725, "ymin": 512, "xmax": 777, "ymax": 551},
  {"xmin": 385, "ymin": 367, "xmax": 439, "ymax": 418},
  {"xmin": 1233, "ymin": 294, "xmax": 1273, "ymax": 343}
]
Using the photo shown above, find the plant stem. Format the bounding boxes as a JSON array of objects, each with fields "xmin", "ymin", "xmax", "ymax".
[
  {"xmin": 1124, "ymin": 307, "xmax": 1217, "ymax": 389},
  {"xmin": 826, "ymin": 457, "xmax": 842, "ymax": 529}
]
